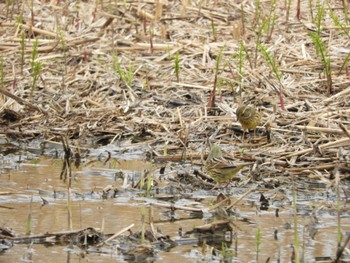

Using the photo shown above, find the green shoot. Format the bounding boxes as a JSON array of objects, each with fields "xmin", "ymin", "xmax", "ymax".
[
  {"xmin": 211, "ymin": 20, "xmax": 217, "ymax": 41},
  {"xmin": 328, "ymin": 2, "xmax": 350, "ymax": 74},
  {"xmin": 314, "ymin": 0, "xmax": 324, "ymax": 35},
  {"xmin": 308, "ymin": 0, "xmax": 314, "ymax": 22},
  {"xmin": 236, "ymin": 42, "xmax": 246, "ymax": 96},
  {"xmin": 30, "ymin": 0, "xmax": 34, "ymax": 27},
  {"xmin": 341, "ymin": 0, "xmax": 349, "ymax": 25},
  {"xmin": 258, "ymin": 43, "xmax": 285, "ymax": 110},
  {"xmin": 149, "ymin": 25, "xmax": 154, "ymax": 54},
  {"xmin": 258, "ymin": 44, "xmax": 282, "ymax": 82},
  {"xmin": 285, "ymin": 0, "xmax": 292, "ymax": 30},
  {"xmin": 309, "ymin": 0, "xmax": 333, "ymax": 95},
  {"xmin": 221, "ymin": 242, "xmax": 233, "ymax": 261},
  {"xmin": 0, "ymin": 57, "xmax": 5, "ymax": 89},
  {"xmin": 214, "ymin": 47, "xmax": 224, "ymax": 86},
  {"xmin": 31, "ymin": 61, "xmax": 42, "ymax": 98},
  {"xmin": 308, "ymin": 32, "xmax": 332, "ymax": 93},
  {"xmin": 221, "ymin": 242, "xmax": 227, "ymax": 258},
  {"xmin": 240, "ymin": 3, "xmax": 245, "ymax": 35},
  {"xmin": 328, "ymin": 3, "xmax": 350, "ymax": 40},
  {"xmin": 252, "ymin": 0, "xmax": 263, "ymax": 66},
  {"xmin": 341, "ymin": 59, "xmax": 350, "ymax": 77},
  {"xmin": 16, "ymin": 11, "xmax": 25, "ymax": 74},
  {"xmin": 174, "ymin": 51, "xmax": 180, "ymax": 82},
  {"xmin": 126, "ymin": 64, "xmax": 134, "ymax": 86},
  {"xmin": 252, "ymin": 0, "xmax": 276, "ymax": 41},
  {"xmin": 30, "ymin": 38, "xmax": 42, "ymax": 99},
  {"xmin": 30, "ymin": 38, "xmax": 39, "ymax": 68},
  {"xmin": 253, "ymin": 0, "xmax": 261, "ymax": 31},
  {"xmin": 5, "ymin": 0, "xmax": 16, "ymax": 19},
  {"xmin": 113, "ymin": 52, "xmax": 134, "ymax": 87},
  {"xmin": 15, "ymin": 12, "xmax": 23, "ymax": 25},
  {"xmin": 57, "ymin": 28, "xmax": 68, "ymax": 83},
  {"xmin": 266, "ymin": 0, "xmax": 277, "ymax": 41},
  {"xmin": 208, "ymin": 46, "xmax": 224, "ymax": 109},
  {"xmin": 20, "ymin": 31, "xmax": 25, "ymax": 74},
  {"xmin": 142, "ymin": 79, "xmax": 148, "ymax": 91},
  {"xmin": 254, "ymin": 18, "xmax": 268, "ymax": 68}
]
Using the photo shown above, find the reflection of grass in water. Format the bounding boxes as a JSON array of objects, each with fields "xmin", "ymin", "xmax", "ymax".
[
  {"xmin": 29, "ymin": 158, "xmax": 41, "ymax": 165},
  {"xmin": 139, "ymin": 170, "xmax": 153, "ymax": 197},
  {"xmin": 220, "ymin": 242, "xmax": 233, "ymax": 262},
  {"xmin": 255, "ymin": 226, "xmax": 261, "ymax": 262},
  {"xmin": 335, "ymin": 185, "xmax": 343, "ymax": 262},
  {"xmin": 336, "ymin": 199, "xmax": 350, "ymax": 263},
  {"xmin": 25, "ymin": 195, "xmax": 33, "ymax": 236},
  {"xmin": 140, "ymin": 170, "xmax": 145, "ymax": 190},
  {"xmin": 146, "ymin": 173, "xmax": 153, "ymax": 197},
  {"xmin": 141, "ymin": 206, "xmax": 146, "ymax": 244},
  {"xmin": 67, "ymin": 186, "xmax": 72, "ymax": 230},
  {"xmin": 292, "ymin": 178, "xmax": 300, "ymax": 263},
  {"xmin": 336, "ymin": 185, "xmax": 342, "ymax": 243}
]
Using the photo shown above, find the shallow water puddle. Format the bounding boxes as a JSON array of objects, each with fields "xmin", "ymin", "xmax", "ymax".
[{"xmin": 0, "ymin": 155, "xmax": 349, "ymax": 262}]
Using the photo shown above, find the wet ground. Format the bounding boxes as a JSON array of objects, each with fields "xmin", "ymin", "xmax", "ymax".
[
  {"xmin": 1, "ymin": 0, "xmax": 350, "ymax": 261},
  {"xmin": 0, "ymin": 141, "xmax": 349, "ymax": 262}
]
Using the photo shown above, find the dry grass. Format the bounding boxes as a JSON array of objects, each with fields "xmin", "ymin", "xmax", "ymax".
[{"xmin": 0, "ymin": 0, "xmax": 349, "ymax": 180}]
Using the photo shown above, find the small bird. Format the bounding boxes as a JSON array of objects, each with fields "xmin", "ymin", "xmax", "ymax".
[
  {"xmin": 205, "ymin": 144, "xmax": 247, "ymax": 184},
  {"xmin": 236, "ymin": 105, "xmax": 261, "ymax": 137},
  {"xmin": 205, "ymin": 160, "xmax": 247, "ymax": 184}
]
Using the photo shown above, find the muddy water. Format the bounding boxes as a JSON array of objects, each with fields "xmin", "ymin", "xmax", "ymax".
[{"xmin": 0, "ymin": 155, "xmax": 349, "ymax": 262}]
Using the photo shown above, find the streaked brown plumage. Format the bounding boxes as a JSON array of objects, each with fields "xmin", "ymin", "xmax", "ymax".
[
  {"xmin": 236, "ymin": 105, "xmax": 261, "ymax": 132},
  {"xmin": 205, "ymin": 160, "xmax": 246, "ymax": 183},
  {"xmin": 205, "ymin": 144, "xmax": 246, "ymax": 183}
]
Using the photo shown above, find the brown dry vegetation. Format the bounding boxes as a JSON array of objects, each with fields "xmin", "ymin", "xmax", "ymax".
[
  {"xmin": 0, "ymin": 1, "xmax": 350, "ymax": 178},
  {"xmin": 1, "ymin": 1, "xmax": 350, "ymax": 262}
]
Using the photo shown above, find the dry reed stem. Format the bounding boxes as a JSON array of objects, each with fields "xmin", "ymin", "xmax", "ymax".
[{"xmin": 0, "ymin": 0, "xmax": 349, "ymax": 179}]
